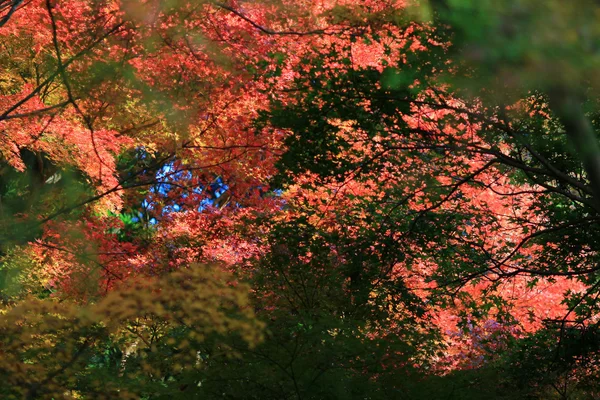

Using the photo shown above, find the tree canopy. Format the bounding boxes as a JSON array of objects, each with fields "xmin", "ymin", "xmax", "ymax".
[{"xmin": 1, "ymin": 0, "xmax": 599, "ymax": 398}]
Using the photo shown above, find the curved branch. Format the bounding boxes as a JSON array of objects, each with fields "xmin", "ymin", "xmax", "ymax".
[{"xmin": 215, "ymin": 2, "xmax": 329, "ymax": 36}]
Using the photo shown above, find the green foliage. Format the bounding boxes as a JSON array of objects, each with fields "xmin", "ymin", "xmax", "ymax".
[
  {"xmin": 184, "ymin": 217, "xmax": 441, "ymax": 399},
  {"xmin": 0, "ymin": 264, "xmax": 263, "ymax": 399}
]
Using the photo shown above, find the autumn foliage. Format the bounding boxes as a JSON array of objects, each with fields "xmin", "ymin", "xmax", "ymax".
[{"xmin": 0, "ymin": 0, "xmax": 599, "ymax": 398}]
